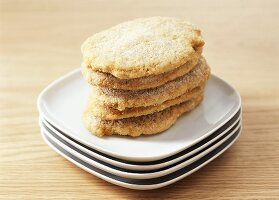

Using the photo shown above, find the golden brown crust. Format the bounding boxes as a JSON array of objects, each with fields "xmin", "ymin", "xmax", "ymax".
[
  {"xmin": 86, "ymin": 86, "xmax": 204, "ymax": 120},
  {"xmin": 91, "ymin": 57, "xmax": 210, "ymax": 110},
  {"xmin": 83, "ymin": 96, "xmax": 203, "ymax": 137},
  {"xmin": 81, "ymin": 17, "xmax": 204, "ymax": 79}
]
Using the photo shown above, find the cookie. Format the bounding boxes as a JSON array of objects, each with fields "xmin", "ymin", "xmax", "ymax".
[
  {"xmin": 91, "ymin": 57, "xmax": 210, "ymax": 110},
  {"xmin": 81, "ymin": 17, "xmax": 204, "ymax": 79},
  {"xmin": 86, "ymin": 86, "xmax": 204, "ymax": 120},
  {"xmin": 81, "ymin": 53, "xmax": 201, "ymax": 90},
  {"xmin": 83, "ymin": 96, "xmax": 203, "ymax": 137}
]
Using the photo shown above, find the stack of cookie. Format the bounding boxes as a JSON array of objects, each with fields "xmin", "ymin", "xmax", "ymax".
[{"xmin": 81, "ymin": 17, "xmax": 210, "ymax": 137}]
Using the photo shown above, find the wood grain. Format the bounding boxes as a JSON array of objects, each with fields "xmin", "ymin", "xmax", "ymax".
[{"xmin": 1, "ymin": 0, "xmax": 279, "ymax": 199}]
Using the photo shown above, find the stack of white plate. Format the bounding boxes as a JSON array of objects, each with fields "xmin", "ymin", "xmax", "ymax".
[{"xmin": 37, "ymin": 69, "xmax": 242, "ymax": 190}]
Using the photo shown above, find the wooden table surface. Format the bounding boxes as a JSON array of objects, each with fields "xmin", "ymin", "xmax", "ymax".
[{"xmin": 1, "ymin": 0, "xmax": 279, "ymax": 199}]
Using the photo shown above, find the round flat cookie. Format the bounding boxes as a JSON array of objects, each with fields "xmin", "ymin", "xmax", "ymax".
[
  {"xmin": 83, "ymin": 96, "xmax": 203, "ymax": 137},
  {"xmin": 86, "ymin": 86, "xmax": 204, "ymax": 120},
  {"xmin": 91, "ymin": 57, "xmax": 210, "ymax": 110},
  {"xmin": 81, "ymin": 53, "xmax": 201, "ymax": 90},
  {"xmin": 81, "ymin": 17, "xmax": 204, "ymax": 79}
]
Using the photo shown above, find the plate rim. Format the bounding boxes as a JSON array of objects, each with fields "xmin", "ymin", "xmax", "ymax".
[
  {"xmin": 41, "ymin": 121, "xmax": 241, "ymax": 179},
  {"xmin": 40, "ymin": 112, "xmax": 241, "ymax": 170},
  {"xmin": 41, "ymin": 127, "xmax": 241, "ymax": 190}
]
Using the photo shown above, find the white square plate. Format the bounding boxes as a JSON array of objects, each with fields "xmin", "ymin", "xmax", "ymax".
[
  {"xmin": 37, "ymin": 69, "xmax": 241, "ymax": 162},
  {"xmin": 40, "ymin": 127, "xmax": 241, "ymax": 190},
  {"xmin": 40, "ymin": 118, "xmax": 241, "ymax": 179},
  {"xmin": 40, "ymin": 110, "xmax": 240, "ymax": 171}
]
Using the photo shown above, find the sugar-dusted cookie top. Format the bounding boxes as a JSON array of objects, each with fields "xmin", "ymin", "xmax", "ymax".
[{"xmin": 81, "ymin": 17, "xmax": 204, "ymax": 79}]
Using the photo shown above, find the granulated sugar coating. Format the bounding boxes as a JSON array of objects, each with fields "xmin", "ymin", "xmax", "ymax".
[{"xmin": 81, "ymin": 17, "xmax": 204, "ymax": 79}]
